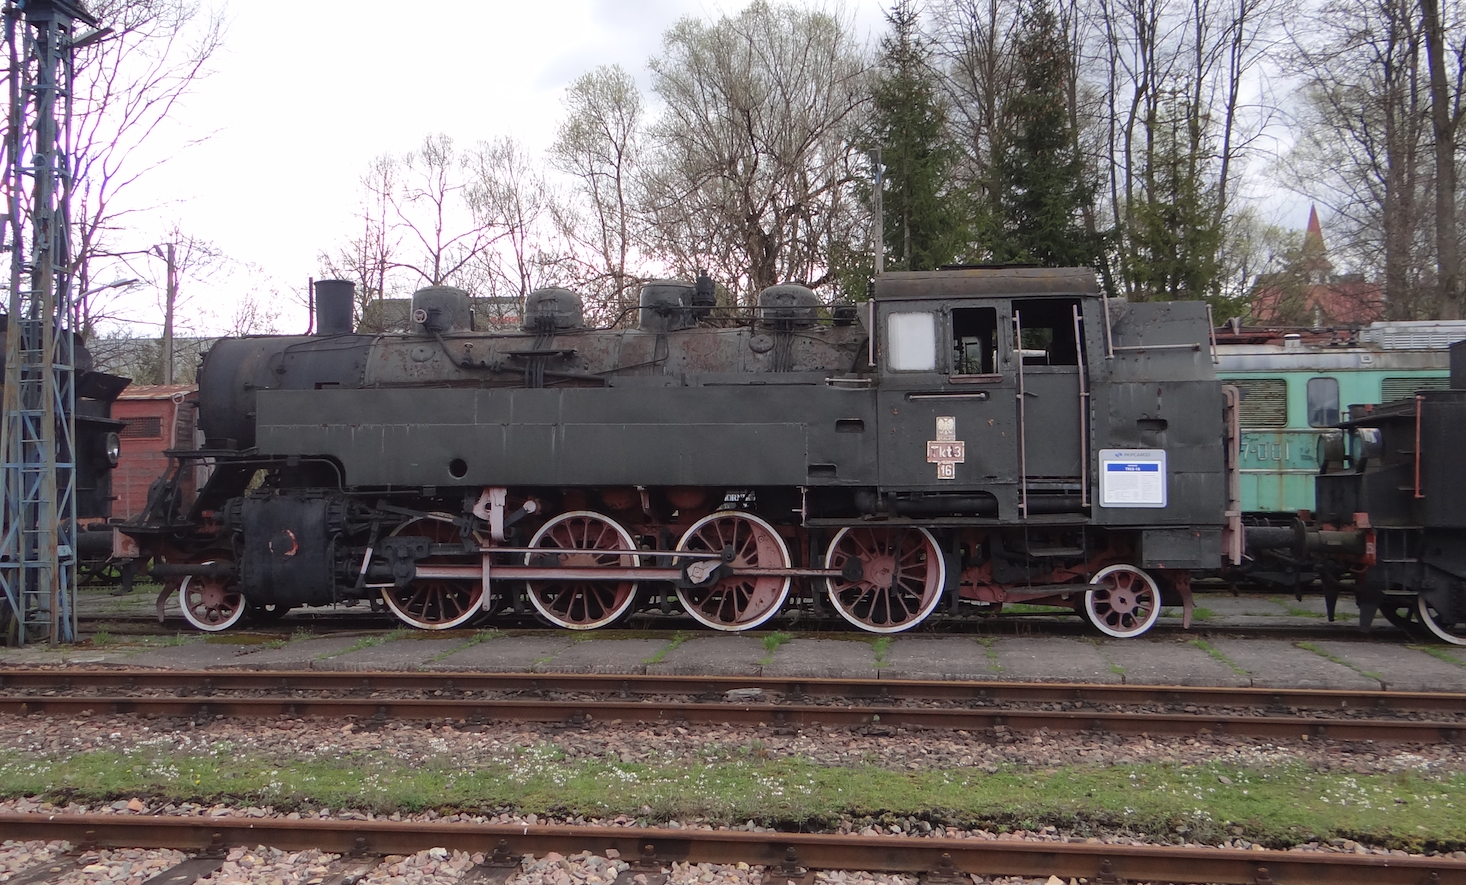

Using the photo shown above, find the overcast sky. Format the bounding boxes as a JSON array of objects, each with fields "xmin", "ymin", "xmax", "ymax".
[
  {"xmin": 96, "ymin": 0, "xmax": 890, "ymax": 335},
  {"xmin": 102, "ymin": 0, "xmax": 1304, "ymax": 337}
]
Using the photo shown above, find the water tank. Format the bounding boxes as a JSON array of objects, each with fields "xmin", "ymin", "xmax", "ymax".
[
  {"xmin": 523, "ymin": 288, "xmax": 584, "ymax": 332},
  {"xmin": 758, "ymin": 284, "xmax": 820, "ymax": 328},
  {"xmin": 411, "ymin": 286, "xmax": 473, "ymax": 334},
  {"xmin": 639, "ymin": 280, "xmax": 696, "ymax": 332}
]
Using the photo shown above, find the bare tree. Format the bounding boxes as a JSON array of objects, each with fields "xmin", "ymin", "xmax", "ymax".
[
  {"xmin": 1281, "ymin": 0, "xmax": 1436, "ymax": 318},
  {"xmin": 640, "ymin": 1, "xmax": 871, "ymax": 301},
  {"xmin": 69, "ymin": 0, "xmax": 225, "ymax": 338},
  {"xmin": 466, "ymin": 137, "xmax": 559, "ymax": 303},
  {"xmin": 319, "ymin": 155, "xmax": 401, "ymax": 324},
  {"xmin": 549, "ymin": 65, "xmax": 646, "ymax": 320}
]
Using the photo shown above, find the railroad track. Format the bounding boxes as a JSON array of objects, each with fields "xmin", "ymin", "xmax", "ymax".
[
  {"xmin": 0, "ymin": 813, "xmax": 1460, "ymax": 885},
  {"xmin": 2, "ymin": 668, "xmax": 1462, "ymax": 742}
]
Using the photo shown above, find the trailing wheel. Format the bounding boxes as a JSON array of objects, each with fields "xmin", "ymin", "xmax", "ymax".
[
  {"xmin": 381, "ymin": 515, "xmax": 483, "ymax": 630},
  {"xmin": 1083, "ymin": 564, "xmax": 1161, "ymax": 638},
  {"xmin": 1378, "ymin": 595, "xmax": 1427, "ymax": 637},
  {"xmin": 1417, "ymin": 593, "xmax": 1466, "ymax": 645},
  {"xmin": 526, "ymin": 511, "xmax": 640, "ymax": 630},
  {"xmin": 825, "ymin": 526, "xmax": 945, "ymax": 633},
  {"xmin": 676, "ymin": 511, "xmax": 791, "ymax": 631},
  {"xmin": 179, "ymin": 568, "xmax": 245, "ymax": 632}
]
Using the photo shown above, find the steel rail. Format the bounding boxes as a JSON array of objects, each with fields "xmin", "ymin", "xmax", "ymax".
[
  {"xmin": 0, "ymin": 813, "xmax": 1458, "ymax": 885},
  {"xmin": 2, "ymin": 668, "xmax": 1463, "ymax": 713},
  {"xmin": 0, "ymin": 693, "xmax": 1458, "ymax": 742}
]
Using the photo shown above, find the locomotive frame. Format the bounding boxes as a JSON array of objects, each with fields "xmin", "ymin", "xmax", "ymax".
[{"xmin": 118, "ymin": 267, "xmax": 1236, "ymax": 637}]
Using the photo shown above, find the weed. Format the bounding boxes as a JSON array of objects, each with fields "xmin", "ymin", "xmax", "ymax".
[
  {"xmin": 1410, "ymin": 645, "xmax": 1466, "ymax": 668},
  {"xmin": 1191, "ymin": 639, "xmax": 1248, "ymax": 676},
  {"xmin": 325, "ymin": 635, "xmax": 384, "ymax": 659},
  {"xmin": 644, "ymin": 632, "xmax": 693, "ymax": 665},
  {"xmin": 90, "ymin": 630, "xmax": 115, "ymax": 648},
  {"xmin": 870, "ymin": 636, "xmax": 892, "ymax": 668},
  {"xmin": 1297, "ymin": 641, "xmax": 1383, "ymax": 682},
  {"xmin": 428, "ymin": 630, "xmax": 501, "ymax": 663},
  {"xmin": 757, "ymin": 632, "xmax": 793, "ymax": 665},
  {"xmin": 978, "ymin": 636, "xmax": 1001, "ymax": 673}
]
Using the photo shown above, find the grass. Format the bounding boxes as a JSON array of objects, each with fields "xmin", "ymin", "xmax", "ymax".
[
  {"xmin": 2, "ymin": 747, "xmax": 1463, "ymax": 851},
  {"xmin": 643, "ymin": 632, "xmax": 693, "ymax": 665},
  {"xmin": 758, "ymin": 632, "xmax": 793, "ymax": 666},
  {"xmin": 428, "ymin": 630, "xmax": 501, "ymax": 663},
  {"xmin": 323, "ymin": 635, "xmax": 385, "ymax": 660},
  {"xmin": 1190, "ymin": 639, "xmax": 1249, "ymax": 677},
  {"xmin": 870, "ymin": 637, "xmax": 892, "ymax": 669},
  {"xmin": 1297, "ymin": 641, "xmax": 1383, "ymax": 682},
  {"xmin": 977, "ymin": 637, "xmax": 1001, "ymax": 673},
  {"xmin": 1410, "ymin": 644, "xmax": 1466, "ymax": 668}
]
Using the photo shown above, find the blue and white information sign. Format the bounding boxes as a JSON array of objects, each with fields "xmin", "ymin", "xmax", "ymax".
[{"xmin": 1098, "ymin": 449, "xmax": 1167, "ymax": 508}]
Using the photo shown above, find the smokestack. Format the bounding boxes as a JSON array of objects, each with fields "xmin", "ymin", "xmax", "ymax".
[{"xmin": 314, "ymin": 279, "xmax": 355, "ymax": 335}]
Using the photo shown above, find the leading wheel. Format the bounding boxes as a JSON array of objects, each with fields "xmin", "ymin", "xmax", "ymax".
[
  {"xmin": 676, "ymin": 511, "xmax": 791, "ymax": 631},
  {"xmin": 1418, "ymin": 593, "xmax": 1466, "ymax": 645},
  {"xmin": 179, "ymin": 569, "xmax": 245, "ymax": 632},
  {"xmin": 1084, "ymin": 564, "xmax": 1161, "ymax": 638},
  {"xmin": 825, "ymin": 526, "xmax": 945, "ymax": 633},
  {"xmin": 526, "ymin": 511, "xmax": 640, "ymax": 630},
  {"xmin": 381, "ymin": 515, "xmax": 483, "ymax": 630}
]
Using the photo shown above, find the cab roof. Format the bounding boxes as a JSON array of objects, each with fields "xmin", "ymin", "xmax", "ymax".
[{"xmin": 873, "ymin": 267, "xmax": 1101, "ymax": 301}]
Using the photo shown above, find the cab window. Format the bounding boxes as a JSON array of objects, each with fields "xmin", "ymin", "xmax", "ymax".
[
  {"xmin": 952, "ymin": 307, "xmax": 998, "ymax": 375},
  {"xmin": 1012, "ymin": 299, "xmax": 1082, "ymax": 366},
  {"xmin": 1307, "ymin": 376, "xmax": 1340, "ymax": 427},
  {"xmin": 887, "ymin": 311, "xmax": 938, "ymax": 371}
]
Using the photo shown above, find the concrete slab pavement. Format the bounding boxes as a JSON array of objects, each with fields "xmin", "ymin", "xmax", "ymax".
[
  {"xmin": 423, "ymin": 635, "xmax": 575, "ymax": 672},
  {"xmin": 990, "ymin": 637, "xmax": 1122, "ymax": 683},
  {"xmin": 1202, "ymin": 638, "xmax": 1381, "ymax": 690},
  {"xmin": 647, "ymin": 635, "xmax": 765, "ymax": 676},
  {"xmin": 879, "ymin": 637, "xmax": 1000, "ymax": 680},
  {"xmin": 1092, "ymin": 637, "xmax": 1251, "ymax": 687},
  {"xmin": 760, "ymin": 638, "xmax": 877, "ymax": 679}
]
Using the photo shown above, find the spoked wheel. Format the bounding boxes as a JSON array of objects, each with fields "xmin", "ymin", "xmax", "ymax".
[
  {"xmin": 526, "ymin": 511, "xmax": 640, "ymax": 630},
  {"xmin": 1379, "ymin": 595, "xmax": 1427, "ymax": 637},
  {"xmin": 1417, "ymin": 593, "xmax": 1466, "ymax": 645},
  {"xmin": 179, "ymin": 568, "xmax": 246, "ymax": 632},
  {"xmin": 1084, "ymin": 564, "xmax": 1161, "ymax": 638},
  {"xmin": 381, "ymin": 515, "xmax": 483, "ymax": 630},
  {"xmin": 825, "ymin": 526, "xmax": 946, "ymax": 633},
  {"xmin": 676, "ymin": 511, "xmax": 791, "ymax": 631}
]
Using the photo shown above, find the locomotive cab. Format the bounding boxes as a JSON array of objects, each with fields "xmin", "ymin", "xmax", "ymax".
[{"xmin": 871, "ymin": 269, "xmax": 1097, "ymax": 519}]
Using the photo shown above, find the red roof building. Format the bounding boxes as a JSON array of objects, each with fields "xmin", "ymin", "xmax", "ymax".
[
  {"xmin": 112, "ymin": 385, "xmax": 198, "ymax": 520},
  {"xmin": 1248, "ymin": 206, "xmax": 1385, "ymax": 326}
]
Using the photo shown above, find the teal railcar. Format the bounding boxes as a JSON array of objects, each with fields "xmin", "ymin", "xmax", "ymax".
[{"xmin": 1216, "ymin": 322, "xmax": 1466, "ymax": 514}]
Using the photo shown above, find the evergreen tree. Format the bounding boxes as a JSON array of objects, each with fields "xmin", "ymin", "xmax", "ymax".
[
  {"xmin": 1121, "ymin": 94, "xmax": 1225, "ymax": 307},
  {"xmin": 977, "ymin": 0, "xmax": 1100, "ymax": 267},
  {"xmin": 869, "ymin": 0, "xmax": 967, "ymax": 272}
]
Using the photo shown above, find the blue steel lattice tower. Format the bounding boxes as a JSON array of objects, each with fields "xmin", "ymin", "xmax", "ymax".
[{"xmin": 0, "ymin": 0, "xmax": 95, "ymax": 645}]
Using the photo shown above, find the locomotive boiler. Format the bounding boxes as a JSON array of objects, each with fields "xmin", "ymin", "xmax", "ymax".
[{"xmin": 119, "ymin": 266, "xmax": 1235, "ymax": 636}]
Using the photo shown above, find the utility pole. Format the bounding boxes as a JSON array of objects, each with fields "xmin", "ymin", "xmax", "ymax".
[
  {"xmin": 158, "ymin": 242, "xmax": 175, "ymax": 384},
  {"xmin": 870, "ymin": 149, "xmax": 884, "ymax": 276}
]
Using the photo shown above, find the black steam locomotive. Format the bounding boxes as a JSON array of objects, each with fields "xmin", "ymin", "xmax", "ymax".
[{"xmin": 119, "ymin": 267, "xmax": 1243, "ymax": 635}]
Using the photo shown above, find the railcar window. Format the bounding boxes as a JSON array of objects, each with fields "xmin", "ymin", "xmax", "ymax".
[
  {"xmin": 1307, "ymin": 376, "xmax": 1340, "ymax": 427},
  {"xmin": 1382, "ymin": 376, "xmax": 1450, "ymax": 402},
  {"xmin": 1012, "ymin": 299, "xmax": 1081, "ymax": 366},
  {"xmin": 887, "ymin": 311, "xmax": 938, "ymax": 371},
  {"xmin": 951, "ymin": 307, "xmax": 998, "ymax": 375},
  {"xmin": 1231, "ymin": 378, "xmax": 1288, "ymax": 428}
]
